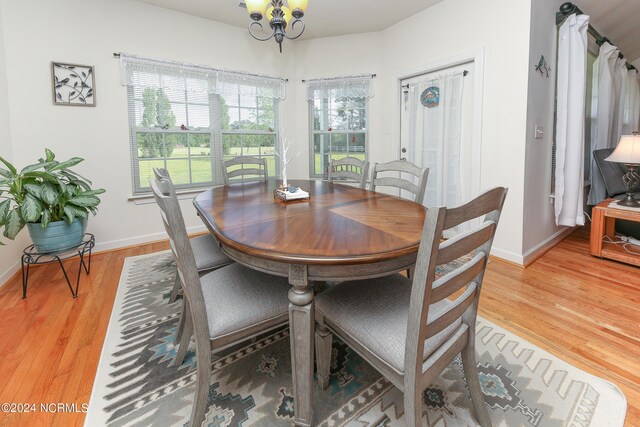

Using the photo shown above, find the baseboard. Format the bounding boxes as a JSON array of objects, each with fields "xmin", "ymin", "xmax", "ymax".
[
  {"xmin": 489, "ymin": 247, "xmax": 525, "ymax": 266},
  {"xmin": 0, "ymin": 260, "xmax": 20, "ymax": 290},
  {"xmin": 92, "ymin": 224, "xmax": 208, "ymax": 253},
  {"xmin": 0, "ymin": 225, "xmax": 209, "ymax": 289},
  {"xmin": 522, "ymin": 226, "xmax": 576, "ymax": 267}
]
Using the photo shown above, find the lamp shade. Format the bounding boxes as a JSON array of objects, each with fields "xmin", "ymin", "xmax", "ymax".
[
  {"xmin": 606, "ymin": 133, "xmax": 640, "ymax": 164},
  {"xmin": 287, "ymin": 0, "xmax": 308, "ymax": 13},
  {"xmin": 245, "ymin": 0, "xmax": 269, "ymax": 16}
]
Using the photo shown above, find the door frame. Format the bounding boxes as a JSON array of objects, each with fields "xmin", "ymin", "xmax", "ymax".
[{"xmin": 390, "ymin": 48, "xmax": 485, "ymax": 199}]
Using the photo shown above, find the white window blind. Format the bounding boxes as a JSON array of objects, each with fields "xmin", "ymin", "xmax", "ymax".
[
  {"xmin": 306, "ymin": 75, "xmax": 373, "ymax": 178},
  {"xmin": 120, "ymin": 54, "xmax": 285, "ymax": 194}
]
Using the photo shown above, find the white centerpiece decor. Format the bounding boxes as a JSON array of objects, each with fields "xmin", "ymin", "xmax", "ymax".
[{"xmin": 276, "ymin": 136, "xmax": 299, "ymax": 188}]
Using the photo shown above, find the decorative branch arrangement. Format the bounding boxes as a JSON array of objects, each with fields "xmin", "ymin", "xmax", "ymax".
[
  {"xmin": 275, "ymin": 136, "xmax": 300, "ymax": 188},
  {"xmin": 52, "ymin": 62, "xmax": 96, "ymax": 106}
]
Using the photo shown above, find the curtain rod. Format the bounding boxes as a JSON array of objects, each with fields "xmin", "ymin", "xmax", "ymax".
[
  {"xmin": 302, "ymin": 74, "xmax": 376, "ymax": 83},
  {"xmin": 400, "ymin": 69, "xmax": 468, "ymax": 90},
  {"xmin": 112, "ymin": 52, "xmax": 289, "ymax": 82},
  {"xmin": 556, "ymin": 2, "xmax": 636, "ymax": 71}
]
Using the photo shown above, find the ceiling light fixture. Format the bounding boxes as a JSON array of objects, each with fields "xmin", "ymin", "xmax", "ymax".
[{"xmin": 245, "ymin": 0, "xmax": 308, "ymax": 53}]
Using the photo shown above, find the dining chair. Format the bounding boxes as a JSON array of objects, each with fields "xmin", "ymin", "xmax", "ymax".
[
  {"xmin": 370, "ymin": 160, "xmax": 429, "ymax": 204},
  {"xmin": 315, "ymin": 187, "xmax": 508, "ymax": 427},
  {"xmin": 150, "ymin": 178, "xmax": 290, "ymax": 427},
  {"xmin": 152, "ymin": 167, "xmax": 233, "ymax": 361},
  {"xmin": 222, "ymin": 155, "xmax": 268, "ymax": 185},
  {"xmin": 327, "ymin": 156, "xmax": 369, "ymax": 189}
]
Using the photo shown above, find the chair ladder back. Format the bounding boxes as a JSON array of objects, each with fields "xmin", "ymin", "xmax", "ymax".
[
  {"xmin": 404, "ymin": 205, "xmax": 447, "ymax": 381},
  {"xmin": 404, "ymin": 187, "xmax": 508, "ymax": 384},
  {"xmin": 153, "ymin": 167, "xmax": 170, "ymax": 181},
  {"xmin": 223, "ymin": 156, "xmax": 268, "ymax": 185},
  {"xmin": 425, "ymin": 283, "xmax": 477, "ymax": 339},
  {"xmin": 150, "ymin": 178, "xmax": 211, "ymax": 345},
  {"xmin": 443, "ymin": 187, "xmax": 508, "ymax": 230},
  {"xmin": 430, "ymin": 252, "xmax": 486, "ymax": 303},
  {"xmin": 328, "ymin": 157, "xmax": 369, "ymax": 188},
  {"xmin": 370, "ymin": 160, "xmax": 429, "ymax": 203},
  {"xmin": 436, "ymin": 221, "xmax": 496, "ymax": 266}
]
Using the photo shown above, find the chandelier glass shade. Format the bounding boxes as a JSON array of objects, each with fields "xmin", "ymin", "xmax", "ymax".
[{"xmin": 245, "ymin": 0, "xmax": 308, "ymax": 52}]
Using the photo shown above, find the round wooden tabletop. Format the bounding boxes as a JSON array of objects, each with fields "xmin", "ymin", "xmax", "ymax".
[{"xmin": 193, "ymin": 179, "xmax": 426, "ymax": 265}]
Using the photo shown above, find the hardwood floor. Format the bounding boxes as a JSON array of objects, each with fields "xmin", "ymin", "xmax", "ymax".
[{"xmin": 0, "ymin": 228, "xmax": 638, "ymax": 426}]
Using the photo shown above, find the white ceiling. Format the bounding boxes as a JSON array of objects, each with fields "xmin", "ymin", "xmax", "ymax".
[
  {"xmin": 132, "ymin": 0, "xmax": 446, "ymax": 39},
  {"xmin": 573, "ymin": 0, "xmax": 640, "ymax": 63}
]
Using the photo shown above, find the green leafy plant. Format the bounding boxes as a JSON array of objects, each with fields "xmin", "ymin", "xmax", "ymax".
[{"xmin": 0, "ymin": 149, "xmax": 105, "ymax": 244}]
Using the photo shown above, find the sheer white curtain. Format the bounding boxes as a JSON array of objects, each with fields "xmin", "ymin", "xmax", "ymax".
[
  {"xmin": 612, "ymin": 57, "xmax": 628, "ymax": 144},
  {"xmin": 407, "ymin": 73, "xmax": 465, "ymax": 209},
  {"xmin": 587, "ymin": 42, "xmax": 619, "ymax": 205},
  {"xmin": 623, "ymin": 70, "xmax": 640, "ymax": 134},
  {"xmin": 555, "ymin": 13, "xmax": 589, "ymax": 226}
]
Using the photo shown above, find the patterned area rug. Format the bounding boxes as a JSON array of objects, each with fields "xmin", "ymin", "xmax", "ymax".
[{"xmin": 85, "ymin": 251, "xmax": 627, "ymax": 427}]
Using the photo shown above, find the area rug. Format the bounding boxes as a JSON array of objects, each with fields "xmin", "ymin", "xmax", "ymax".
[{"xmin": 85, "ymin": 251, "xmax": 627, "ymax": 427}]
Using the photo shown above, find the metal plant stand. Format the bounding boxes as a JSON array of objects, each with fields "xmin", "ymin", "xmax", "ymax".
[{"xmin": 21, "ymin": 233, "xmax": 95, "ymax": 299}]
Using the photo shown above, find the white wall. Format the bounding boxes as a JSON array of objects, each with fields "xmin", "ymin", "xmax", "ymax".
[
  {"xmin": 522, "ymin": 0, "xmax": 573, "ymax": 264},
  {"xmin": 0, "ymin": 0, "xmax": 297, "ymax": 284},
  {"xmin": 0, "ymin": 1, "xmax": 29, "ymax": 286},
  {"xmin": 292, "ymin": 0, "xmax": 533, "ymax": 262}
]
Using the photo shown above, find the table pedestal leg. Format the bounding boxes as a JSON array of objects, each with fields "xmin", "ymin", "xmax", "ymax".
[{"xmin": 288, "ymin": 264, "xmax": 314, "ymax": 427}]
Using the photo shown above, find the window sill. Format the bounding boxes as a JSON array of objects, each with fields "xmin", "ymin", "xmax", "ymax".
[{"xmin": 128, "ymin": 188, "xmax": 206, "ymax": 205}]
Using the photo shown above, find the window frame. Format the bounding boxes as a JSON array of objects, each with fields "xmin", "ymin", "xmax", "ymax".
[{"xmin": 308, "ymin": 91, "xmax": 369, "ymax": 179}]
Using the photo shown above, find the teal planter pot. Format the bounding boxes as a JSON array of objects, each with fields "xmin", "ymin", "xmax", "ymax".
[{"xmin": 27, "ymin": 218, "xmax": 87, "ymax": 253}]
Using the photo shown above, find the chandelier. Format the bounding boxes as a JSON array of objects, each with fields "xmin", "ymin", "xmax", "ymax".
[{"xmin": 245, "ymin": 0, "xmax": 308, "ymax": 53}]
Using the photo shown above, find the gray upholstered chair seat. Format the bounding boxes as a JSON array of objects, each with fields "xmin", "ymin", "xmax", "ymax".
[
  {"xmin": 189, "ymin": 234, "xmax": 232, "ymax": 272},
  {"xmin": 200, "ymin": 263, "xmax": 290, "ymax": 340},
  {"xmin": 316, "ymin": 273, "xmax": 461, "ymax": 374}
]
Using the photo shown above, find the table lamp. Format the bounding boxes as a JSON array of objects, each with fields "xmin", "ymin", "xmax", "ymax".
[{"xmin": 605, "ymin": 132, "xmax": 640, "ymax": 207}]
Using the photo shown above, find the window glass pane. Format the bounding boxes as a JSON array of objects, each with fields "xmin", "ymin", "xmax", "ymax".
[
  {"xmin": 313, "ymin": 100, "xmax": 330, "ymax": 131},
  {"xmin": 348, "ymin": 97, "xmax": 365, "ymax": 109},
  {"xmin": 133, "ymin": 100, "xmax": 145, "ymax": 127},
  {"xmin": 348, "ymin": 133, "xmax": 366, "ymax": 159},
  {"xmin": 330, "ymin": 133, "xmax": 347, "ymax": 159},
  {"xmin": 137, "ymin": 132, "xmax": 164, "ymax": 158},
  {"xmin": 160, "ymin": 84, "xmax": 185, "ymax": 103},
  {"xmin": 188, "ymin": 104, "xmax": 209, "ymax": 129},
  {"xmin": 349, "ymin": 109, "xmax": 366, "ymax": 130},
  {"xmin": 224, "ymin": 107, "xmax": 240, "ymax": 129},
  {"xmin": 223, "ymin": 134, "xmax": 243, "ymax": 159},
  {"xmin": 189, "ymin": 134, "xmax": 212, "ymax": 184},
  {"xmin": 257, "ymin": 109, "xmax": 275, "ymax": 131},
  {"xmin": 138, "ymin": 158, "xmax": 162, "ymax": 189},
  {"xmin": 222, "ymin": 134, "xmax": 276, "ymax": 177},
  {"xmin": 330, "ymin": 109, "xmax": 348, "ymax": 130},
  {"xmin": 169, "ymin": 103, "xmax": 187, "ymax": 129},
  {"xmin": 238, "ymin": 108, "xmax": 258, "ymax": 129},
  {"xmin": 258, "ymin": 96, "xmax": 274, "ymax": 109},
  {"xmin": 165, "ymin": 133, "xmax": 189, "ymax": 159},
  {"xmin": 165, "ymin": 158, "xmax": 191, "ymax": 185},
  {"xmin": 313, "ymin": 133, "xmax": 330, "ymax": 177}
]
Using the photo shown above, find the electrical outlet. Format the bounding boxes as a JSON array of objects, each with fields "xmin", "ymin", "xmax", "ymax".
[{"xmin": 534, "ymin": 125, "xmax": 544, "ymax": 139}]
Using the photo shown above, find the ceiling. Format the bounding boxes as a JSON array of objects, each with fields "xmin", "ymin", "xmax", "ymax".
[
  {"xmin": 573, "ymin": 0, "xmax": 640, "ymax": 63},
  {"xmin": 132, "ymin": 0, "xmax": 446, "ymax": 40}
]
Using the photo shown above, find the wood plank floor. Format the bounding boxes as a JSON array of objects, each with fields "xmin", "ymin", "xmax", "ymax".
[{"xmin": 0, "ymin": 228, "xmax": 637, "ymax": 426}]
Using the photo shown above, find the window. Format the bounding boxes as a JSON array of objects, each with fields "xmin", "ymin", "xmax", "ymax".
[
  {"xmin": 220, "ymin": 85, "xmax": 278, "ymax": 180},
  {"xmin": 307, "ymin": 77, "xmax": 372, "ymax": 178},
  {"xmin": 122, "ymin": 56, "xmax": 284, "ymax": 194}
]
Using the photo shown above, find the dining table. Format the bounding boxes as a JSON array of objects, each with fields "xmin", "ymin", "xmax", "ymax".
[{"xmin": 193, "ymin": 179, "xmax": 426, "ymax": 426}]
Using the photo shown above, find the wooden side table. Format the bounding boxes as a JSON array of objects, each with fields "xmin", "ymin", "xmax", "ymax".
[{"xmin": 590, "ymin": 199, "xmax": 640, "ymax": 266}]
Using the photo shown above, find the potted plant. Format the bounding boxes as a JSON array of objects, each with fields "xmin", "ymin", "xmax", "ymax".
[{"xmin": 0, "ymin": 149, "xmax": 105, "ymax": 252}]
